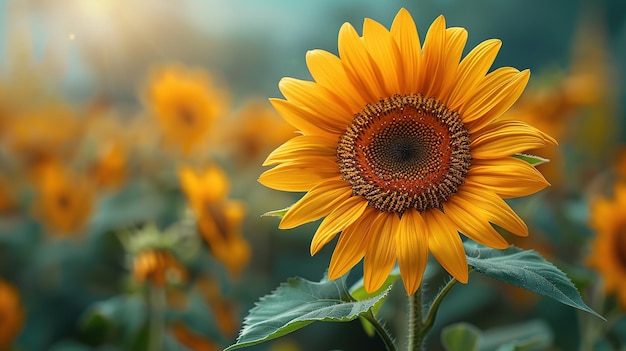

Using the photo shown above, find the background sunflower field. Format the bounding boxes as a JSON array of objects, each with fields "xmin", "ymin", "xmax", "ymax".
[{"xmin": 1, "ymin": 0, "xmax": 626, "ymax": 350}]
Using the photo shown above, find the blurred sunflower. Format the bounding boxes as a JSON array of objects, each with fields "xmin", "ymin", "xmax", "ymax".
[
  {"xmin": 144, "ymin": 65, "xmax": 228, "ymax": 156},
  {"xmin": 1, "ymin": 106, "xmax": 83, "ymax": 178},
  {"xmin": 171, "ymin": 322, "xmax": 220, "ymax": 351},
  {"xmin": 90, "ymin": 141, "xmax": 128, "ymax": 191},
  {"xmin": 260, "ymin": 8, "xmax": 555, "ymax": 294},
  {"xmin": 0, "ymin": 279, "xmax": 24, "ymax": 350},
  {"xmin": 178, "ymin": 164, "xmax": 251, "ymax": 278},
  {"xmin": 586, "ymin": 183, "xmax": 626, "ymax": 309},
  {"xmin": 132, "ymin": 249, "xmax": 188, "ymax": 287},
  {"xmin": 220, "ymin": 99, "xmax": 295, "ymax": 166},
  {"xmin": 31, "ymin": 161, "xmax": 96, "ymax": 235}
]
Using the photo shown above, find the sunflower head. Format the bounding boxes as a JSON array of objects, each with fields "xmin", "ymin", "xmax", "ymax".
[
  {"xmin": 586, "ymin": 183, "xmax": 626, "ymax": 309},
  {"xmin": 0, "ymin": 279, "xmax": 24, "ymax": 349},
  {"xmin": 178, "ymin": 164, "xmax": 251, "ymax": 278},
  {"xmin": 31, "ymin": 161, "xmax": 96, "ymax": 235},
  {"xmin": 260, "ymin": 8, "xmax": 556, "ymax": 294},
  {"xmin": 132, "ymin": 249, "xmax": 188, "ymax": 286},
  {"xmin": 144, "ymin": 65, "xmax": 229, "ymax": 155}
]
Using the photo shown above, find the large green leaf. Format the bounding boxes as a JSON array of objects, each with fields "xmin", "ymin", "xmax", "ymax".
[
  {"xmin": 464, "ymin": 243, "xmax": 603, "ymax": 319},
  {"xmin": 225, "ymin": 274, "xmax": 392, "ymax": 350},
  {"xmin": 349, "ymin": 266, "xmax": 401, "ymax": 336}
]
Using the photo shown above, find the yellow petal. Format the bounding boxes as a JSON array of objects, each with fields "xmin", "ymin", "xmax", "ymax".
[
  {"xmin": 390, "ymin": 8, "xmax": 422, "ymax": 94},
  {"xmin": 423, "ymin": 209, "xmax": 468, "ymax": 283},
  {"xmin": 438, "ymin": 27, "xmax": 468, "ymax": 101},
  {"xmin": 420, "ymin": 15, "xmax": 446, "ymax": 97},
  {"xmin": 363, "ymin": 212, "xmax": 399, "ymax": 292},
  {"xmin": 444, "ymin": 197, "xmax": 509, "ymax": 249},
  {"xmin": 328, "ymin": 206, "xmax": 379, "ymax": 279},
  {"xmin": 279, "ymin": 78, "xmax": 353, "ymax": 131},
  {"xmin": 447, "ymin": 39, "xmax": 502, "ymax": 111},
  {"xmin": 467, "ymin": 157, "xmax": 550, "ymax": 198},
  {"xmin": 459, "ymin": 183, "xmax": 529, "ymax": 237},
  {"xmin": 338, "ymin": 22, "xmax": 385, "ymax": 102},
  {"xmin": 259, "ymin": 157, "xmax": 340, "ymax": 192},
  {"xmin": 310, "ymin": 196, "xmax": 369, "ymax": 255},
  {"xmin": 470, "ymin": 120, "xmax": 558, "ymax": 159},
  {"xmin": 396, "ymin": 210, "xmax": 428, "ymax": 295},
  {"xmin": 462, "ymin": 70, "xmax": 530, "ymax": 128},
  {"xmin": 306, "ymin": 49, "xmax": 367, "ymax": 113},
  {"xmin": 362, "ymin": 18, "xmax": 402, "ymax": 96},
  {"xmin": 280, "ymin": 179, "xmax": 352, "ymax": 229},
  {"xmin": 270, "ymin": 98, "xmax": 336, "ymax": 136},
  {"xmin": 263, "ymin": 134, "xmax": 336, "ymax": 166}
]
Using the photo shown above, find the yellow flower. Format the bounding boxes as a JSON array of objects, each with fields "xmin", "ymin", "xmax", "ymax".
[
  {"xmin": 144, "ymin": 65, "xmax": 228, "ymax": 155},
  {"xmin": 171, "ymin": 322, "xmax": 220, "ymax": 351},
  {"xmin": 31, "ymin": 161, "xmax": 96, "ymax": 235},
  {"xmin": 220, "ymin": 99, "xmax": 295, "ymax": 166},
  {"xmin": 132, "ymin": 249, "xmax": 187, "ymax": 287},
  {"xmin": 0, "ymin": 279, "xmax": 24, "ymax": 350},
  {"xmin": 90, "ymin": 141, "xmax": 128, "ymax": 190},
  {"xmin": 2, "ymin": 106, "xmax": 83, "ymax": 177},
  {"xmin": 586, "ymin": 183, "xmax": 626, "ymax": 309},
  {"xmin": 260, "ymin": 8, "xmax": 555, "ymax": 294},
  {"xmin": 178, "ymin": 164, "xmax": 251, "ymax": 278}
]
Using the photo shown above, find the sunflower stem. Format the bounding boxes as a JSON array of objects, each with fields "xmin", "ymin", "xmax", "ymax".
[
  {"xmin": 148, "ymin": 283, "xmax": 166, "ymax": 351},
  {"xmin": 363, "ymin": 311, "xmax": 397, "ymax": 351},
  {"xmin": 407, "ymin": 288, "xmax": 424, "ymax": 351}
]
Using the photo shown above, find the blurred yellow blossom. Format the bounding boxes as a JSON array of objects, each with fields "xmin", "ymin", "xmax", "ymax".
[
  {"xmin": 219, "ymin": 99, "xmax": 295, "ymax": 167},
  {"xmin": 1, "ymin": 106, "xmax": 83, "ymax": 178},
  {"xmin": 171, "ymin": 322, "xmax": 220, "ymax": 351},
  {"xmin": 178, "ymin": 164, "xmax": 251, "ymax": 278},
  {"xmin": 132, "ymin": 249, "xmax": 188, "ymax": 287},
  {"xmin": 90, "ymin": 141, "xmax": 128, "ymax": 191},
  {"xmin": 586, "ymin": 182, "xmax": 626, "ymax": 309},
  {"xmin": 0, "ymin": 279, "xmax": 24, "ymax": 350},
  {"xmin": 143, "ymin": 65, "xmax": 229, "ymax": 156},
  {"xmin": 31, "ymin": 161, "xmax": 95, "ymax": 235}
]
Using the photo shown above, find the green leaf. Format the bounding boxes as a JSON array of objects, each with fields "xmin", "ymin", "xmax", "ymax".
[
  {"xmin": 465, "ymin": 243, "xmax": 603, "ymax": 319},
  {"xmin": 225, "ymin": 274, "xmax": 392, "ymax": 350},
  {"xmin": 349, "ymin": 267, "xmax": 401, "ymax": 336},
  {"xmin": 261, "ymin": 206, "xmax": 291, "ymax": 218},
  {"xmin": 441, "ymin": 323, "xmax": 481, "ymax": 351},
  {"xmin": 513, "ymin": 153, "xmax": 549, "ymax": 166}
]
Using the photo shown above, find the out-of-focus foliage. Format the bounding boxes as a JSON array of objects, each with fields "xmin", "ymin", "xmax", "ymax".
[{"xmin": 0, "ymin": 0, "xmax": 625, "ymax": 350}]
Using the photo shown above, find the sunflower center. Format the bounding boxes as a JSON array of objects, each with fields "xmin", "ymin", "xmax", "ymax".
[{"xmin": 337, "ymin": 94, "xmax": 471, "ymax": 214}]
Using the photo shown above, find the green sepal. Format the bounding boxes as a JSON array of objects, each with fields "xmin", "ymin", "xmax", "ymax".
[
  {"xmin": 261, "ymin": 206, "xmax": 291, "ymax": 218},
  {"xmin": 513, "ymin": 153, "xmax": 549, "ymax": 166}
]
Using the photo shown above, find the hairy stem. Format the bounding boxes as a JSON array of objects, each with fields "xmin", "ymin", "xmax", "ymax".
[
  {"xmin": 407, "ymin": 288, "xmax": 424, "ymax": 351},
  {"xmin": 363, "ymin": 312, "xmax": 397, "ymax": 351}
]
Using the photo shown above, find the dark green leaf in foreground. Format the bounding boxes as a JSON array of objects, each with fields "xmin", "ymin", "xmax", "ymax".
[
  {"xmin": 513, "ymin": 153, "xmax": 549, "ymax": 166},
  {"xmin": 225, "ymin": 275, "xmax": 392, "ymax": 350},
  {"xmin": 465, "ymin": 242, "xmax": 603, "ymax": 319}
]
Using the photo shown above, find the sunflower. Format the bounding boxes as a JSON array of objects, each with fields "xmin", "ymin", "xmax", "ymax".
[
  {"xmin": 259, "ymin": 8, "xmax": 555, "ymax": 294},
  {"xmin": 144, "ymin": 65, "xmax": 228, "ymax": 156},
  {"xmin": 0, "ymin": 279, "xmax": 24, "ymax": 350},
  {"xmin": 586, "ymin": 183, "xmax": 626, "ymax": 309},
  {"xmin": 178, "ymin": 164, "xmax": 251, "ymax": 278},
  {"xmin": 132, "ymin": 249, "xmax": 188, "ymax": 286},
  {"xmin": 31, "ymin": 161, "xmax": 96, "ymax": 235}
]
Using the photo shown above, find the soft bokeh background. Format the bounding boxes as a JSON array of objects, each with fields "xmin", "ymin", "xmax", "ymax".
[{"xmin": 1, "ymin": 0, "xmax": 626, "ymax": 350}]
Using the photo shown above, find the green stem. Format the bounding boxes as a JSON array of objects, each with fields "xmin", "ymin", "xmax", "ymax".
[
  {"xmin": 422, "ymin": 278, "xmax": 458, "ymax": 338},
  {"xmin": 363, "ymin": 311, "xmax": 397, "ymax": 351},
  {"xmin": 407, "ymin": 288, "xmax": 424, "ymax": 351},
  {"xmin": 148, "ymin": 283, "xmax": 166, "ymax": 351}
]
